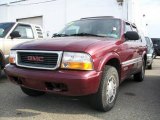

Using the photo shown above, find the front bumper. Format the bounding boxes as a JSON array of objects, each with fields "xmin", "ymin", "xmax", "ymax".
[{"xmin": 4, "ymin": 64, "xmax": 102, "ymax": 96}]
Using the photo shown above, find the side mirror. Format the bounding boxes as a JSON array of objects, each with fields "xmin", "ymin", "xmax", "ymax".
[
  {"xmin": 10, "ymin": 31, "xmax": 21, "ymax": 39},
  {"xmin": 125, "ymin": 31, "xmax": 139, "ymax": 40}
]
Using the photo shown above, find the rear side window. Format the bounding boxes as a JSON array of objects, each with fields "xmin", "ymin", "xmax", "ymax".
[{"xmin": 13, "ymin": 24, "xmax": 34, "ymax": 39}]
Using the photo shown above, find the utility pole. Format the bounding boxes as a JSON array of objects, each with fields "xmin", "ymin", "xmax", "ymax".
[
  {"xmin": 64, "ymin": 0, "xmax": 67, "ymax": 26},
  {"xmin": 122, "ymin": 0, "xmax": 129, "ymax": 21},
  {"xmin": 126, "ymin": 0, "xmax": 129, "ymax": 20}
]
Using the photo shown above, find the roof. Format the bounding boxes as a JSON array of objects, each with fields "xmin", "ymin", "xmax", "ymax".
[
  {"xmin": 0, "ymin": 22, "xmax": 41, "ymax": 27},
  {"xmin": 81, "ymin": 16, "xmax": 114, "ymax": 20}
]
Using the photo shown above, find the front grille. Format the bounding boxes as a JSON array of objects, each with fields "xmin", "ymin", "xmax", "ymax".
[{"xmin": 16, "ymin": 51, "xmax": 62, "ymax": 70}]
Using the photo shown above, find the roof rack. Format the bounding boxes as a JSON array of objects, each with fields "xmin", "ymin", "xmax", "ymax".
[{"xmin": 81, "ymin": 16, "xmax": 114, "ymax": 20}]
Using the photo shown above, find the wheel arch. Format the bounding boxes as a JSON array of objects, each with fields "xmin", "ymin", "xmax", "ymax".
[{"xmin": 98, "ymin": 52, "xmax": 121, "ymax": 81}]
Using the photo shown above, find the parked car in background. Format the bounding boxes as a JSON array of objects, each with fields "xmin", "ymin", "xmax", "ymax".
[
  {"xmin": 0, "ymin": 50, "xmax": 5, "ymax": 77},
  {"xmin": 145, "ymin": 37, "xmax": 154, "ymax": 69},
  {"xmin": 151, "ymin": 38, "xmax": 160, "ymax": 58},
  {"xmin": 0, "ymin": 22, "xmax": 44, "ymax": 76},
  {"xmin": 5, "ymin": 16, "xmax": 147, "ymax": 112}
]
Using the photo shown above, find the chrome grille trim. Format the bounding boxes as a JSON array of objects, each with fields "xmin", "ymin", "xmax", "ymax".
[{"xmin": 16, "ymin": 50, "xmax": 63, "ymax": 70}]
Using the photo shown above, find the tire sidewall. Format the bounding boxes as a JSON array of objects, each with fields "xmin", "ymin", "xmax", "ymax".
[
  {"xmin": 141, "ymin": 60, "xmax": 145, "ymax": 79},
  {"xmin": 101, "ymin": 66, "xmax": 119, "ymax": 111}
]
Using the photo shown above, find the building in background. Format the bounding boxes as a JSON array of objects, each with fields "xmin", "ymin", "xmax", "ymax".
[{"xmin": 0, "ymin": 0, "xmax": 135, "ymax": 37}]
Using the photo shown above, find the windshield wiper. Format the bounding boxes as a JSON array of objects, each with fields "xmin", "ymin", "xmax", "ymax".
[
  {"xmin": 69, "ymin": 33, "xmax": 104, "ymax": 37},
  {"xmin": 53, "ymin": 33, "xmax": 105, "ymax": 37},
  {"xmin": 52, "ymin": 33, "xmax": 69, "ymax": 37}
]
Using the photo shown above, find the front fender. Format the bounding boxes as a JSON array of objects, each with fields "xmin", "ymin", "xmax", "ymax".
[{"xmin": 97, "ymin": 52, "xmax": 121, "ymax": 71}]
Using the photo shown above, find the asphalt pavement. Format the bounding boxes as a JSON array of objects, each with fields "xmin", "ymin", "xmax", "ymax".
[{"xmin": 0, "ymin": 58, "xmax": 160, "ymax": 120}]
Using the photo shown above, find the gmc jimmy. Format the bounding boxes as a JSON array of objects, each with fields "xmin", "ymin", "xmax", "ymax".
[{"xmin": 5, "ymin": 16, "xmax": 147, "ymax": 111}]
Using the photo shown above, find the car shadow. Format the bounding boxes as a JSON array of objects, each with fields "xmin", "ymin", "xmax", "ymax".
[{"xmin": 0, "ymin": 71, "xmax": 7, "ymax": 82}]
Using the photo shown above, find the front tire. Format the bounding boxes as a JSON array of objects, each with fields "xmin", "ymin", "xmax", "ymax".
[
  {"xmin": 21, "ymin": 87, "xmax": 45, "ymax": 97},
  {"xmin": 148, "ymin": 64, "xmax": 152, "ymax": 69},
  {"xmin": 90, "ymin": 65, "xmax": 119, "ymax": 112},
  {"xmin": 153, "ymin": 52, "xmax": 157, "ymax": 59}
]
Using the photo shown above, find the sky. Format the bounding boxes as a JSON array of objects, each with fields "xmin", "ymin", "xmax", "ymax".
[{"xmin": 139, "ymin": 0, "xmax": 160, "ymax": 38}]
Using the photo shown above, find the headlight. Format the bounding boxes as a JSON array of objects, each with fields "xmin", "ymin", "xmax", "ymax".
[
  {"xmin": 9, "ymin": 50, "xmax": 17, "ymax": 64},
  {"xmin": 61, "ymin": 52, "xmax": 94, "ymax": 70}
]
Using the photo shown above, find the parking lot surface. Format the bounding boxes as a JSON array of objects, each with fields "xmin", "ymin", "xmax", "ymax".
[{"xmin": 0, "ymin": 58, "xmax": 160, "ymax": 120}]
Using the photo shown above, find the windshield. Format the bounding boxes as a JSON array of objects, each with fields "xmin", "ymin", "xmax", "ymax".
[
  {"xmin": 57, "ymin": 19, "xmax": 121, "ymax": 39},
  {"xmin": 0, "ymin": 23, "xmax": 15, "ymax": 38},
  {"xmin": 152, "ymin": 39, "xmax": 160, "ymax": 45}
]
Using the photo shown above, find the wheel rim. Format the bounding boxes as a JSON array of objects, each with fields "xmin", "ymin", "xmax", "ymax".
[{"xmin": 106, "ymin": 75, "xmax": 117, "ymax": 104}]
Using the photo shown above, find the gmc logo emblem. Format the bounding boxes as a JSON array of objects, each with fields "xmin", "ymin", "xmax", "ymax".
[{"xmin": 27, "ymin": 56, "xmax": 44, "ymax": 62}]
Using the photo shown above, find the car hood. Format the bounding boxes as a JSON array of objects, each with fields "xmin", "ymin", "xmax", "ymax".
[{"xmin": 12, "ymin": 37, "xmax": 116, "ymax": 53}]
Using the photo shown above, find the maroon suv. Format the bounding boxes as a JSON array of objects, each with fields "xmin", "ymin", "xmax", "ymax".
[{"xmin": 5, "ymin": 16, "xmax": 147, "ymax": 112}]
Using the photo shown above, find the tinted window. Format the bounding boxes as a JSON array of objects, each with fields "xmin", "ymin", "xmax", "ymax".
[
  {"xmin": 152, "ymin": 39, "xmax": 160, "ymax": 45},
  {"xmin": 59, "ymin": 19, "xmax": 121, "ymax": 39},
  {"xmin": 13, "ymin": 24, "xmax": 34, "ymax": 39},
  {"xmin": 0, "ymin": 23, "xmax": 15, "ymax": 38}
]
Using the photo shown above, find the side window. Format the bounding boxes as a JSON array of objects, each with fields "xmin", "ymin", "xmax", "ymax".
[
  {"xmin": 13, "ymin": 24, "xmax": 34, "ymax": 39},
  {"xmin": 125, "ymin": 23, "xmax": 132, "ymax": 33},
  {"xmin": 132, "ymin": 26, "xmax": 138, "ymax": 32},
  {"xmin": 132, "ymin": 26, "xmax": 141, "ymax": 42}
]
